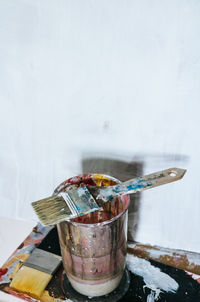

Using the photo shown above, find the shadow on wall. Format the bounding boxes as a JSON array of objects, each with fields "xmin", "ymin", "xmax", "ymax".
[
  {"xmin": 82, "ymin": 156, "xmax": 143, "ymax": 241},
  {"xmin": 81, "ymin": 153, "xmax": 189, "ymax": 242}
]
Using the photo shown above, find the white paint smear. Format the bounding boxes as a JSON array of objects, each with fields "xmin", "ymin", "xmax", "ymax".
[
  {"xmin": 147, "ymin": 291, "xmax": 158, "ymax": 302},
  {"xmin": 126, "ymin": 254, "xmax": 179, "ymax": 300}
]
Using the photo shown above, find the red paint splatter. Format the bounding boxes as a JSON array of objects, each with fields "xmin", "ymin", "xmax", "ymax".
[
  {"xmin": 0, "ymin": 267, "xmax": 8, "ymax": 281},
  {"xmin": 67, "ymin": 174, "xmax": 96, "ymax": 186},
  {"xmin": 55, "ymin": 174, "xmax": 96, "ymax": 193},
  {"xmin": 5, "ymin": 286, "xmax": 34, "ymax": 301},
  {"xmin": 81, "ymin": 237, "xmax": 88, "ymax": 248},
  {"xmin": 187, "ymin": 272, "xmax": 200, "ymax": 284}
]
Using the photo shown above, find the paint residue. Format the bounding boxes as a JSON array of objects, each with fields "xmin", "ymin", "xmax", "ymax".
[
  {"xmin": 126, "ymin": 254, "xmax": 179, "ymax": 300},
  {"xmin": 147, "ymin": 291, "xmax": 159, "ymax": 302},
  {"xmin": 97, "ymin": 179, "xmax": 152, "ymax": 201},
  {"xmin": 128, "ymin": 242, "xmax": 200, "ymax": 275},
  {"xmin": 0, "ymin": 268, "xmax": 8, "ymax": 282}
]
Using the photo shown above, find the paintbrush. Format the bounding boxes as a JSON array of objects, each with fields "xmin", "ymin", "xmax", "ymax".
[
  {"xmin": 10, "ymin": 228, "xmax": 62, "ymax": 299},
  {"xmin": 32, "ymin": 168, "xmax": 186, "ymax": 226},
  {"xmin": 90, "ymin": 167, "xmax": 186, "ymax": 202}
]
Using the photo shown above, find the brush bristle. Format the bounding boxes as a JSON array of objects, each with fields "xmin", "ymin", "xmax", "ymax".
[
  {"xmin": 32, "ymin": 195, "xmax": 72, "ymax": 225},
  {"xmin": 10, "ymin": 266, "xmax": 52, "ymax": 298}
]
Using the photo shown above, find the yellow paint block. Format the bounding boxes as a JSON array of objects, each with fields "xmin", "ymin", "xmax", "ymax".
[
  {"xmin": 10, "ymin": 266, "xmax": 52, "ymax": 298},
  {"xmin": 9, "ymin": 248, "xmax": 61, "ymax": 299}
]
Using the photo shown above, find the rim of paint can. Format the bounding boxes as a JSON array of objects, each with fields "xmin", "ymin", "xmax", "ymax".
[{"xmin": 53, "ymin": 173, "xmax": 130, "ymax": 227}]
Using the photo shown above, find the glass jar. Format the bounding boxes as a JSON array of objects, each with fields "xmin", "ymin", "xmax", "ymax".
[{"xmin": 54, "ymin": 174, "xmax": 130, "ymax": 297}]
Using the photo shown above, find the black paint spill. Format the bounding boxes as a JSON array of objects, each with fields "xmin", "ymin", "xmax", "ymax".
[
  {"xmin": 39, "ymin": 228, "xmax": 200, "ymax": 302},
  {"xmin": 37, "ymin": 227, "xmax": 61, "ymax": 256}
]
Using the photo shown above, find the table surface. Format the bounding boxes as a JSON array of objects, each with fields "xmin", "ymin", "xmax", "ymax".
[{"xmin": 1, "ymin": 217, "xmax": 200, "ymax": 302}]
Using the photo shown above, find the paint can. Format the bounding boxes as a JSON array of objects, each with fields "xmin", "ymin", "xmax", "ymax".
[{"xmin": 54, "ymin": 174, "xmax": 130, "ymax": 297}]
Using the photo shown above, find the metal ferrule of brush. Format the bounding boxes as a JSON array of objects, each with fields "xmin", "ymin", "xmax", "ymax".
[
  {"xmin": 59, "ymin": 192, "xmax": 79, "ymax": 217},
  {"xmin": 59, "ymin": 187, "xmax": 101, "ymax": 218}
]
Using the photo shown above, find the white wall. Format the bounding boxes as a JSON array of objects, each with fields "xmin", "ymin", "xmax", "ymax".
[{"xmin": 0, "ymin": 0, "xmax": 200, "ymax": 252}]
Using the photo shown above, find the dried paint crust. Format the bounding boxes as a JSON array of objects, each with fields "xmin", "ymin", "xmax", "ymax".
[
  {"xmin": 0, "ymin": 225, "xmax": 70, "ymax": 302},
  {"xmin": 127, "ymin": 242, "xmax": 200, "ymax": 277},
  {"xmin": 0, "ymin": 223, "xmax": 62, "ymax": 302}
]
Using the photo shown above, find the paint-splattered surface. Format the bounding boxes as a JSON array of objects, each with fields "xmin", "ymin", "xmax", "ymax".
[{"xmin": 1, "ymin": 225, "xmax": 200, "ymax": 302}]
